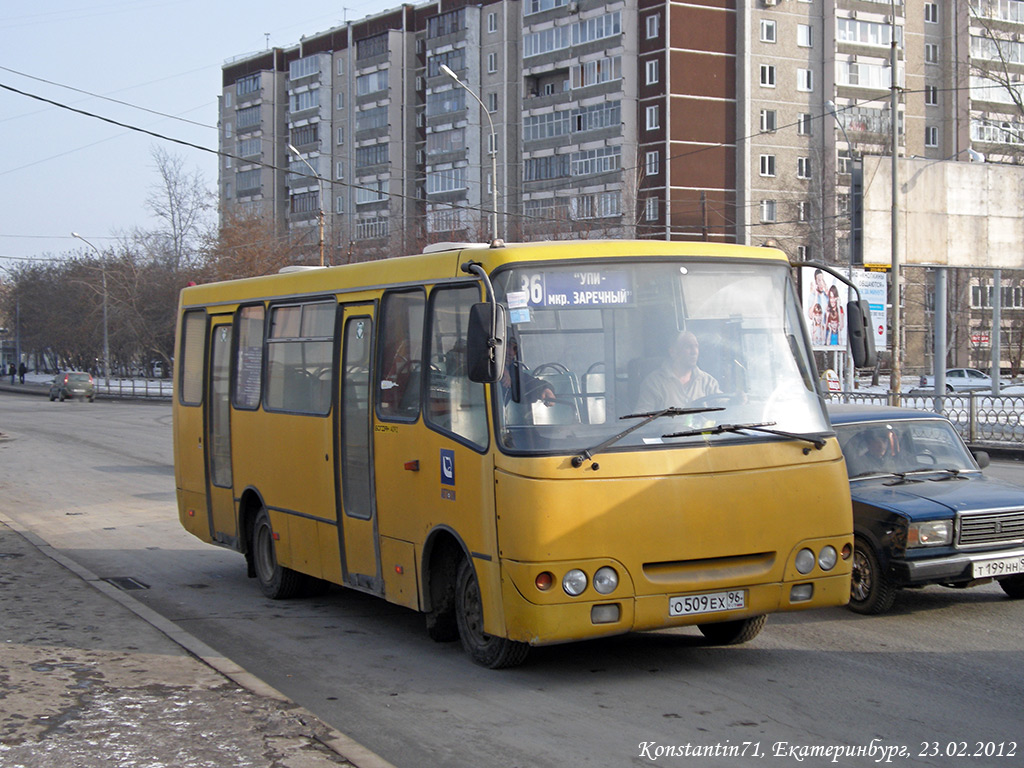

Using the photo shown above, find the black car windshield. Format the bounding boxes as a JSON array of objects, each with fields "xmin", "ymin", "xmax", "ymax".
[
  {"xmin": 835, "ymin": 418, "xmax": 977, "ymax": 479},
  {"xmin": 491, "ymin": 259, "xmax": 827, "ymax": 455}
]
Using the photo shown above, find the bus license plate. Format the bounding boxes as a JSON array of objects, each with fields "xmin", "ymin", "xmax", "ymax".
[
  {"xmin": 669, "ymin": 590, "xmax": 745, "ymax": 617},
  {"xmin": 973, "ymin": 555, "xmax": 1024, "ymax": 579}
]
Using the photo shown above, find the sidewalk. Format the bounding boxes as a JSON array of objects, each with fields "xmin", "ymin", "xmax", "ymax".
[{"xmin": 0, "ymin": 514, "xmax": 394, "ymax": 768}]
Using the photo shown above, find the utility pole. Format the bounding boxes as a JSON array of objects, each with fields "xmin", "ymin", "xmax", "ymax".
[{"xmin": 889, "ymin": 0, "xmax": 901, "ymax": 404}]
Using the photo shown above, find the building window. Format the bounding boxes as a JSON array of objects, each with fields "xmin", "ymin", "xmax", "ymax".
[
  {"xmin": 760, "ymin": 65, "xmax": 776, "ymax": 87},
  {"xmin": 838, "ymin": 150, "xmax": 852, "ymax": 175},
  {"xmin": 645, "ymin": 150, "xmax": 660, "ymax": 175},
  {"xmin": 645, "ymin": 197, "xmax": 659, "ymax": 222},
  {"xmin": 925, "ymin": 125, "xmax": 938, "ymax": 147},
  {"xmin": 336, "ymin": 161, "xmax": 345, "ymax": 179},
  {"xmin": 337, "ymin": 127, "xmax": 345, "ymax": 145},
  {"xmin": 925, "ymin": 2, "xmax": 938, "ymax": 23},
  {"xmin": 487, "ymin": 92, "xmax": 499, "ymax": 112},
  {"xmin": 335, "ymin": 196, "xmax": 345, "ymax": 214},
  {"xmin": 925, "ymin": 43, "xmax": 938, "ymax": 63},
  {"xmin": 336, "ymin": 92, "xmax": 345, "ymax": 110},
  {"xmin": 797, "ymin": 24, "xmax": 813, "ymax": 48},
  {"xmin": 488, "ymin": 53, "xmax": 498, "ymax": 73},
  {"xmin": 646, "ymin": 13, "xmax": 659, "ymax": 39},
  {"xmin": 646, "ymin": 59, "xmax": 659, "ymax": 85},
  {"xmin": 798, "ymin": 201, "xmax": 810, "ymax": 222},
  {"xmin": 337, "ymin": 58, "xmax": 345, "ymax": 76},
  {"xmin": 646, "ymin": 104, "xmax": 660, "ymax": 130},
  {"xmin": 760, "ymin": 20, "xmax": 776, "ymax": 43},
  {"xmin": 797, "ymin": 245, "xmax": 810, "ymax": 261},
  {"xmin": 925, "ymin": 85, "xmax": 938, "ymax": 105},
  {"xmin": 797, "ymin": 69, "xmax": 813, "ymax": 92},
  {"xmin": 797, "ymin": 157, "xmax": 812, "ymax": 179},
  {"xmin": 487, "ymin": 11, "xmax": 498, "ymax": 32},
  {"xmin": 760, "ymin": 109, "xmax": 777, "ymax": 132},
  {"xmin": 760, "ymin": 200, "xmax": 777, "ymax": 223},
  {"xmin": 798, "ymin": 112, "xmax": 812, "ymax": 135},
  {"xmin": 571, "ymin": 55, "xmax": 622, "ymax": 88},
  {"xmin": 759, "ymin": 154, "xmax": 776, "ymax": 177}
]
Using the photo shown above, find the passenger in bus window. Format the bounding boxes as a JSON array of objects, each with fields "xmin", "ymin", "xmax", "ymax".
[{"xmin": 635, "ymin": 330, "xmax": 719, "ymax": 412}]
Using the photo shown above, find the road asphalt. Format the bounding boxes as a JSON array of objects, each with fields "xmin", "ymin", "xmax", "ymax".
[{"xmin": 0, "ymin": 420, "xmax": 394, "ymax": 768}]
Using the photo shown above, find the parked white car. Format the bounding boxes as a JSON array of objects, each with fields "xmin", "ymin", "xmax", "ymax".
[{"xmin": 922, "ymin": 368, "xmax": 998, "ymax": 392}]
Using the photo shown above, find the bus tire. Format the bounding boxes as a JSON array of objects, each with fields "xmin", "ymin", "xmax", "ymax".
[
  {"xmin": 252, "ymin": 507, "xmax": 304, "ymax": 600},
  {"xmin": 698, "ymin": 614, "xmax": 767, "ymax": 645},
  {"xmin": 454, "ymin": 559, "xmax": 529, "ymax": 669}
]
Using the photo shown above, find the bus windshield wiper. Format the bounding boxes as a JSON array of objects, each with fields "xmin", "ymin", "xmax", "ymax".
[
  {"xmin": 661, "ymin": 422, "xmax": 827, "ymax": 451},
  {"xmin": 571, "ymin": 406, "xmax": 724, "ymax": 468}
]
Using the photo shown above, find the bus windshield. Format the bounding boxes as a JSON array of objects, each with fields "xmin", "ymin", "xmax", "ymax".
[{"xmin": 492, "ymin": 259, "xmax": 826, "ymax": 454}]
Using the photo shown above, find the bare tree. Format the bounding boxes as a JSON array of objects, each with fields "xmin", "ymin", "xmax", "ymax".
[{"xmin": 144, "ymin": 146, "xmax": 214, "ymax": 270}]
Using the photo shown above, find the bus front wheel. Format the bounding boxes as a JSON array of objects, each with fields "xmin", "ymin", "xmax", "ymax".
[
  {"xmin": 252, "ymin": 507, "xmax": 305, "ymax": 599},
  {"xmin": 697, "ymin": 615, "xmax": 767, "ymax": 645},
  {"xmin": 454, "ymin": 559, "xmax": 529, "ymax": 669}
]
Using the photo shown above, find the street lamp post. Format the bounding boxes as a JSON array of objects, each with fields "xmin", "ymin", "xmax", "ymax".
[
  {"xmin": 71, "ymin": 232, "xmax": 111, "ymax": 390},
  {"xmin": 440, "ymin": 64, "xmax": 500, "ymax": 243},
  {"xmin": 287, "ymin": 144, "xmax": 326, "ymax": 267},
  {"xmin": 0, "ymin": 264, "xmax": 20, "ymax": 379}
]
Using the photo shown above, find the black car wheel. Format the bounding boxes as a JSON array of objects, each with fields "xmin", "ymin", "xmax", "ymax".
[
  {"xmin": 849, "ymin": 537, "xmax": 896, "ymax": 615},
  {"xmin": 251, "ymin": 507, "xmax": 305, "ymax": 600},
  {"xmin": 998, "ymin": 575, "xmax": 1024, "ymax": 600}
]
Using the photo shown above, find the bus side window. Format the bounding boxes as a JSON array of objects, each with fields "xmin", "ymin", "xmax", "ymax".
[
  {"xmin": 425, "ymin": 286, "xmax": 488, "ymax": 448},
  {"xmin": 376, "ymin": 290, "xmax": 425, "ymax": 421}
]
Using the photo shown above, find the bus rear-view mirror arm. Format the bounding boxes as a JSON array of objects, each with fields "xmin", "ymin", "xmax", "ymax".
[{"xmin": 462, "ymin": 261, "xmax": 507, "ymax": 384}]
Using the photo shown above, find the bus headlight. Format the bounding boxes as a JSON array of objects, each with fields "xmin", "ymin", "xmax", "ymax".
[
  {"xmin": 818, "ymin": 546, "xmax": 838, "ymax": 571},
  {"xmin": 593, "ymin": 567, "xmax": 618, "ymax": 595},
  {"xmin": 795, "ymin": 548, "xmax": 816, "ymax": 574},
  {"xmin": 563, "ymin": 569, "xmax": 588, "ymax": 596}
]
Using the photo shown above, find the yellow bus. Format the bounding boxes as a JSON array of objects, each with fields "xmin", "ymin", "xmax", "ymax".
[{"xmin": 173, "ymin": 240, "xmax": 862, "ymax": 668}]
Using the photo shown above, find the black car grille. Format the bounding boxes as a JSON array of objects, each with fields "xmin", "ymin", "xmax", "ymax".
[{"xmin": 958, "ymin": 510, "xmax": 1024, "ymax": 547}]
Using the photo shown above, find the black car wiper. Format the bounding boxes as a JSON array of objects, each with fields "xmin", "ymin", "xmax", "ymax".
[
  {"xmin": 662, "ymin": 421, "xmax": 827, "ymax": 453},
  {"xmin": 571, "ymin": 406, "xmax": 724, "ymax": 468}
]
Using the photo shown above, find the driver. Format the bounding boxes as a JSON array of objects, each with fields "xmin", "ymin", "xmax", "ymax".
[{"xmin": 635, "ymin": 330, "xmax": 720, "ymax": 412}]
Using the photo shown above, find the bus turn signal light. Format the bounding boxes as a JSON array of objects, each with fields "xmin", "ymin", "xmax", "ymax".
[{"xmin": 535, "ymin": 572, "xmax": 553, "ymax": 591}]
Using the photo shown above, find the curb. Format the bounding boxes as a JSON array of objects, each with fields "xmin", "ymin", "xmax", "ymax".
[{"xmin": 0, "ymin": 510, "xmax": 398, "ymax": 768}]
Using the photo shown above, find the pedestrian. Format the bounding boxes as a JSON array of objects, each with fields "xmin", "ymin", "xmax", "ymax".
[
  {"xmin": 18, "ymin": 361, "xmax": 26, "ymax": 384},
  {"xmin": 7, "ymin": 363, "xmax": 14, "ymax": 384}
]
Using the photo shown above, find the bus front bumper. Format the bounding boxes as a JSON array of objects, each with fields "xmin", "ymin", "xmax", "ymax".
[{"xmin": 500, "ymin": 572, "xmax": 851, "ymax": 647}]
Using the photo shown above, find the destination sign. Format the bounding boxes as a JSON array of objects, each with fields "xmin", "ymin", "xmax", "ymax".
[{"xmin": 514, "ymin": 270, "xmax": 634, "ymax": 309}]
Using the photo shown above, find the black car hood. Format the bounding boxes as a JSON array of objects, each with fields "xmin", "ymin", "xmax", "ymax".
[{"xmin": 851, "ymin": 473, "xmax": 1024, "ymax": 520}]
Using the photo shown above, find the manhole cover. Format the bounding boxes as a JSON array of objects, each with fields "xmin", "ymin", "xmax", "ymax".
[{"xmin": 102, "ymin": 576, "xmax": 150, "ymax": 591}]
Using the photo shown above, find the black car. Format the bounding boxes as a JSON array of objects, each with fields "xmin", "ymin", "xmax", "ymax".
[{"xmin": 829, "ymin": 404, "xmax": 1024, "ymax": 614}]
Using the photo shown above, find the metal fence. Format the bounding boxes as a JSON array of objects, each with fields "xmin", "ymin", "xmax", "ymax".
[
  {"xmin": 96, "ymin": 379, "xmax": 173, "ymax": 400},
  {"xmin": 830, "ymin": 391, "xmax": 1024, "ymax": 450}
]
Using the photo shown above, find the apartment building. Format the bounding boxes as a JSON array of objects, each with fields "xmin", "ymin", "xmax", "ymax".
[{"xmin": 218, "ymin": 0, "xmax": 1024, "ymax": 273}]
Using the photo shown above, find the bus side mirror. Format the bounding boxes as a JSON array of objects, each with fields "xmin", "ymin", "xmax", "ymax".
[
  {"xmin": 847, "ymin": 299, "xmax": 877, "ymax": 369},
  {"xmin": 467, "ymin": 302, "xmax": 507, "ymax": 383}
]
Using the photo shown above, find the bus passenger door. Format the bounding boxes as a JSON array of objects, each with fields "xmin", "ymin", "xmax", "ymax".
[
  {"xmin": 337, "ymin": 306, "xmax": 382, "ymax": 593},
  {"xmin": 205, "ymin": 317, "xmax": 237, "ymax": 545}
]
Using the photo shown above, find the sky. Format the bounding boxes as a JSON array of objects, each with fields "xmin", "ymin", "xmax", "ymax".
[{"xmin": 0, "ymin": 0, "xmax": 400, "ymax": 271}]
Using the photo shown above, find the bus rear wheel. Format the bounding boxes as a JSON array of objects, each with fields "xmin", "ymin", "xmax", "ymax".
[
  {"xmin": 454, "ymin": 559, "xmax": 529, "ymax": 669},
  {"xmin": 698, "ymin": 615, "xmax": 767, "ymax": 645},
  {"xmin": 252, "ymin": 507, "xmax": 305, "ymax": 599}
]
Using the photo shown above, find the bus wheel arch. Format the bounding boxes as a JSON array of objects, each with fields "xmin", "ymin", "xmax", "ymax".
[
  {"xmin": 247, "ymin": 496, "xmax": 305, "ymax": 600},
  {"xmin": 421, "ymin": 528, "xmax": 465, "ymax": 643}
]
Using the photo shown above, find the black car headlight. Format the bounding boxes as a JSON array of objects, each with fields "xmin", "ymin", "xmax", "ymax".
[{"xmin": 907, "ymin": 520, "xmax": 952, "ymax": 547}]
